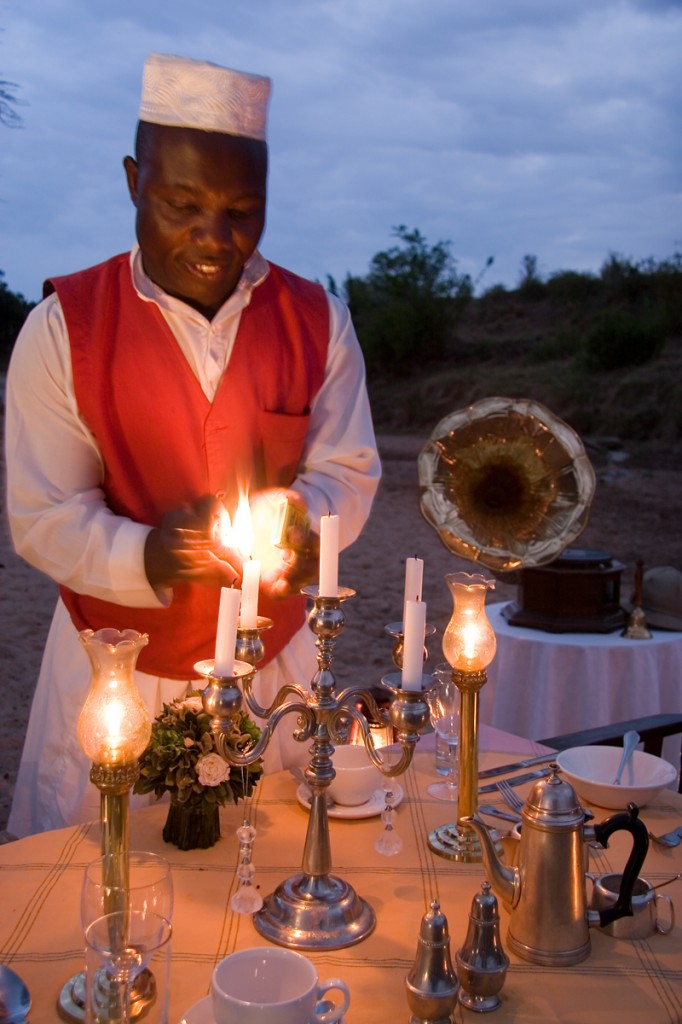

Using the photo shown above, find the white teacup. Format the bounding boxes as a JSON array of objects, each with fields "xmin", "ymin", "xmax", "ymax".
[
  {"xmin": 211, "ymin": 947, "xmax": 350, "ymax": 1024},
  {"xmin": 328, "ymin": 744, "xmax": 381, "ymax": 806},
  {"xmin": 588, "ymin": 872, "xmax": 675, "ymax": 939}
]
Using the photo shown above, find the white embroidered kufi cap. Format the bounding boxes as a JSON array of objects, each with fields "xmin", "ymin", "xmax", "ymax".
[{"xmin": 138, "ymin": 53, "xmax": 271, "ymax": 141}]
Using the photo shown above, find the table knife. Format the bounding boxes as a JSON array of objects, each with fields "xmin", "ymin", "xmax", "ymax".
[
  {"xmin": 478, "ymin": 767, "xmax": 552, "ymax": 794},
  {"xmin": 478, "ymin": 804, "xmax": 522, "ymax": 823},
  {"xmin": 478, "ymin": 753, "xmax": 556, "ymax": 780}
]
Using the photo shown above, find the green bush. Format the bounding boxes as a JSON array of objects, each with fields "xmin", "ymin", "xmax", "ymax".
[
  {"xmin": 582, "ymin": 310, "xmax": 666, "ymax": 371},
  {"xmin": 344, "ymin": 226, "xmax": 472, "ymax": 376},
  {"xmin": 0, "ymin": 271, "xmax": 35, "ymax": 369},
  {"xmin": 545, "ymin": 269, "xmax": 600, "ymax": 303}
]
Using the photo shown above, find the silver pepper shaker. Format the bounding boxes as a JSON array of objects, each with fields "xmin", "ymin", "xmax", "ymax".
[
  {"xmin": 405, "ymin": 898, "xmax": 459, "ymax": 1024},
  {"xmin": 456, "ymin": 881, "xmax": 509, "ymax": 1013}
]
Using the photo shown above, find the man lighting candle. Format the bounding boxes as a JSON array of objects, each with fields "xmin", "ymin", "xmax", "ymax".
[{"xmin": 5, "ymin": 53, "xmax": 380, "ymax": 837}]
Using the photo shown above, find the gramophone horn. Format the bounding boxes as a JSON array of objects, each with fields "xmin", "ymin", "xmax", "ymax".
[{"xmin": 418, "ymin": 397, "xmax": 596, "ymax": 571}]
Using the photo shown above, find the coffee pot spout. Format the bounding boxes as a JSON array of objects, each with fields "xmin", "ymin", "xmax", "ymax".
[{"xmin": 461, "ymin": 815, "xmax": 519, "ymax": 909}]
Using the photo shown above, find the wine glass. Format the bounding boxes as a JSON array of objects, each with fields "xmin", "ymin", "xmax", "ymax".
[
  {"xmin": 61, "ymin": 851, "xmax": 173, "ymax": 1021},
  {"xmin": 426, "ymin": 667, "xmax": 460, "ymax": 801},
  {"xmin": 84, "ymin": 909, "xmax": 172, "ymax": 1024},
  {"xmin": 81, "ymin": 851, "xmax": 174, "ymax": 930}
]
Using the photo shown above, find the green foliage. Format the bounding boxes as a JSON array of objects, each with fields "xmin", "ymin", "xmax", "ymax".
[
  {"xmin": 582, "ymin": 309, "xmax": 666, "ymax": 371},
  {"xmin": 367, "ymin": 248, "xmax": 682, "ymax": 445},
  {"xmin": 343, "ymin": 226, "xmax": 472, "ymax": 376},
  {"xmin": 0, "ymin": 271, "xmax": 35, "ymax": 369},
  {"xmin": 134, "ymin": 693, "xmax": 263, "ymax": 814},
  {"xmin": 545, "ymin": 269, "xmax": 600, "ymax": 303}
]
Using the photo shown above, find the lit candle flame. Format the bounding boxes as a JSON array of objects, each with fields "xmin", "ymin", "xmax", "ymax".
[
  {"xmin": 462, "ymin": 622, "xmax": 480, "ymax": 662},
  {"xmin": 103, "ymin": 695, "xmax": 125, "ymax": 752},
  {"xmin": 216, "ymin": 493, "xmax": 255, "ymax": 559},
  {"xmin": 232, "ymin": 494, "xmax": 254, "ymax": 558}
]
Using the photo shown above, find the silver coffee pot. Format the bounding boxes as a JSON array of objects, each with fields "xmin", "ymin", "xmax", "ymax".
[{"xmin": 463, "ymin": 764, "xmax": 649, "ymax": 966}]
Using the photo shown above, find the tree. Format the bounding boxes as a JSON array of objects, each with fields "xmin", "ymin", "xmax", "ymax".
[
  {"xmin": 0, "ymin": 272, "xmax": 34, "ymax": 369},
  {"xmin": 343, "ymin": 226, "xmax": 472, "ymax": 376}
]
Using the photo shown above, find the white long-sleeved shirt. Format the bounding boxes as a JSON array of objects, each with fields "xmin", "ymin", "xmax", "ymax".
[{"xmin": 5, "ymin": 247, "xmax": 381, "ymax": 837}]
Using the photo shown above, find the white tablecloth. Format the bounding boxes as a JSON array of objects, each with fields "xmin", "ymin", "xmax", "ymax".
[{"xmin": 480, "ymin": 602, "xmax": 682, "ymax": 764}]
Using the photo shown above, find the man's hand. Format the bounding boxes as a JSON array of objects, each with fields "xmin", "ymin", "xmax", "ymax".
[
  {"xmin": 247, "ymin": 488, "xmax": 320, "ymax": 600},
  {"xmin": 144, "ymin": 495, "xmax": 242, "ymax": 589},
  {"xmin": 263, "ymin": 522, "xmax": 321, "ymax": 599}
]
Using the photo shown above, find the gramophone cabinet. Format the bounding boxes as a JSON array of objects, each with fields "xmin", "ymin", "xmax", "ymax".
[{"xmin": 501, "ymin": 548, "xmax": 628, "ymax": 633}]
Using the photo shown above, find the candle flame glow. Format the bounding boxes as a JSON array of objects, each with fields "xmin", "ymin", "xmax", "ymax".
[
  {"xmin": 217, "ymin": 493, "xmax": 255, "ymax": 559},
  {"xmin": 103, "ymin": 694, "xmax": 125, "ymax": 746},
  {"xmin": 462, "ymin": 622, "xmax": 480, "ymax": 661},
  {"xmin": 232, "ymin": 495, "xmax": 254, "ymax": 558}
]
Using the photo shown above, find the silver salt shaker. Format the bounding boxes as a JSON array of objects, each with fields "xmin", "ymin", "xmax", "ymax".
[
  {"xmin": 456, "ymin": 881, "xmax": 509, "ymax": 1012},
  {"xmin": 405, "ymin": 899, "xmax": 459, "ymax": 1024}
]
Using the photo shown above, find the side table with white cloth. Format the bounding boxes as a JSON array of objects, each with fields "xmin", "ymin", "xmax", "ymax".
[
  {"xmin": 0, "ymin": 726, "xmax": 680, "ymax": 1023},
  {"xmin": 481, "ymin": 601, "xmax": 682, "ymax": 771}
]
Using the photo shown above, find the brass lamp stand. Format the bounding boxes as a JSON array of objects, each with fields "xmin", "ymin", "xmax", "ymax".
[
  {"xmin": 58, "ymin": 629, "xmax": 153, "ymax": 1023},
  {"xmin": 428, "ymin": 573, "xmax": 497, "ymax": 864}
]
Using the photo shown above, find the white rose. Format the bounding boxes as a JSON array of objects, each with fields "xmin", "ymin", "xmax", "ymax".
[
  {"xmin": 181, "ymin": 696, "xmax": 204, "ymax": 714},
  {"xmin": 196, "ymin": 753, "xmax": 231, "ymax": 787}
]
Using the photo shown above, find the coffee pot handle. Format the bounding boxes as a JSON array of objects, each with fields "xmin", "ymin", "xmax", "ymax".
[{"xmin": 592, "ymin": 803, "xmax": 649, "ymax": 928}]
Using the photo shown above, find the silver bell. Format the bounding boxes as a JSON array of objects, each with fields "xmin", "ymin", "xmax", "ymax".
[
  {"xmin": 405, "ymin": 899, "xmax": 459, "ymax": 1024},
  {"xmin": 456, "ymin": 881, "xmax": 510, "ymax": 1012}
]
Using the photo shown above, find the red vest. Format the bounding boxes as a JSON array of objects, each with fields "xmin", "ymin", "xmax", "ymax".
[{"xmin": 48, "ymin": 253, "xmax": 329, "ymax": 678}]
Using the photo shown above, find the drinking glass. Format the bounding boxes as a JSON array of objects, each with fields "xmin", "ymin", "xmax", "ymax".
[
  {"xmin": 74, "ymin": 852, "xmax": 173, "ymax": 1021},
  {"xmin": 426, "ymin": 667, "xmax": 460, "ymax": 800},
  {"xmin": 84, "ymin": 909, "xmax": 172, "ymax": 1024},
  {"xmin": 81, "ymin": 851, "xmax": 174, "ymax": 930}
]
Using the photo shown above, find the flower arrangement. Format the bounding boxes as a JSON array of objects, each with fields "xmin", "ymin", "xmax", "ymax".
[{"xmin": 134, "ymin": 693, "xmax": 263, "ymax": 850}]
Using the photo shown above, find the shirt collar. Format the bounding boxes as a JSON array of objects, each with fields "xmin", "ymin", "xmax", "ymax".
[{"xmin": 128, "ymin": 244, "xmax": 270, "ymax": 323}]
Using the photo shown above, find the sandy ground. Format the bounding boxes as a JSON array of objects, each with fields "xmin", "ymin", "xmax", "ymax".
[{"xmin": 2, "ymin": 432, "xmax": 682, "ymax": 836}]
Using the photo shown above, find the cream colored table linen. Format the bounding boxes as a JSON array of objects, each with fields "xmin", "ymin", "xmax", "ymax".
[{"xmin": 0, "ymin": 735, "xmax": 680, "ymax": 1023}]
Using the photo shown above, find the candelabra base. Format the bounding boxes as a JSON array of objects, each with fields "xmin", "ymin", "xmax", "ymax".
[
  {"xmin": 253, "ymin": 871, "xmax": 376, "ymax": 950},
  {"xmin": 428, "ymin": 823, "xmax": 503, "ymax": 864}
]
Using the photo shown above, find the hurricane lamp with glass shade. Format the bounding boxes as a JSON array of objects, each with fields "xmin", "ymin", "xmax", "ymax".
[
  {"xmin": 76, "ymin": 628, "xmax": 152, "ymax": 881},
  {"xmin": 58, "ymin": 627, "xmax": 152, "ymax": 1023},
  {"xmin": 428, "ymin": 572, "xmax": 497, "ymax": 863}
]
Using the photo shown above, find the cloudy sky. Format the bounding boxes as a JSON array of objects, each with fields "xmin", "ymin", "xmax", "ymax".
[{"xmin": 1, "ymin": 0, "xmax": 680, "ymax": 304}]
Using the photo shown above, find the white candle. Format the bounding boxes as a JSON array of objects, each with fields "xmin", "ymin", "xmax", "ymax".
[
  {"xmin": 403, "ymin": 556, "xmax": 424, "ymax": 622},
  {"xmin": 402, "ymin": 598, "xmax": 427, "ymax": 691},
  {"xmin": 239, "ymin": 559, "xmax": 261, "ymax": 628},
  {"xmin": 319, "ymin": 513, "xmax": 340, "ymax": 597},
  {"xmin": 215, "ymin": 586, "xmax": 241, "ymax": 675}
]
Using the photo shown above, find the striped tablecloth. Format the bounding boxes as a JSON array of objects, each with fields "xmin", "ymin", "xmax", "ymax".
[{"xmin": 0, "ymin": 733, "xmax": 680, "ymax": 1023}]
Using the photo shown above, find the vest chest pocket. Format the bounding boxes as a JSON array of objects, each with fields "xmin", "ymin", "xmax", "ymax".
[{"xmin": 258, "ymin": 409, "xmax": 311, "ymax": 487}]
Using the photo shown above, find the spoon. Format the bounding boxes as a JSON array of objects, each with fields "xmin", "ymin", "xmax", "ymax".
[
  {"xmin": 651, "ymin": 872, "xmax": 682, "ymax": 891},
  {"xmin": 0, "ymin": 964, "xmax": 31, "ymax": 1023},
  {"xmin": 612, "ymin": 729, "xmax": 640, "ymax": 785}
]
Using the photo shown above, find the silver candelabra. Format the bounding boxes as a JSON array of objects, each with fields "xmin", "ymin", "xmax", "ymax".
[{"xmin": 194, "ymin": 585, "xmax": 432, "ymax": 950}]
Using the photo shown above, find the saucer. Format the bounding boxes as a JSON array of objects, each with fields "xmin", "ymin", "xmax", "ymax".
[
  {"xmin": 178, "ymin": 995, "xmax": 347, "ymax": 1023},
  {"xmin": 178, "ymin": 996, "xmax": 212, "ymax": 1024},
  {"xmin": 296, "ymin": 783, "xmax": 404, "ymax": 819}
]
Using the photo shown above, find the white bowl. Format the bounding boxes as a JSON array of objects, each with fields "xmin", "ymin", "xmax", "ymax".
[
  {"xmin": 555, "ymin": 746, "xmax": 678, "ymax": 809},
  {"xmin": 328, "ymin": 745, "xmax": 381, "ymax": 806}
]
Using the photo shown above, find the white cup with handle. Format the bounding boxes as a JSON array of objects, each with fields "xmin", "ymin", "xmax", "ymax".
[{"xmin": 212, "ymin": 947, "xmax": 350, "ymax": 1024}]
